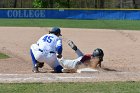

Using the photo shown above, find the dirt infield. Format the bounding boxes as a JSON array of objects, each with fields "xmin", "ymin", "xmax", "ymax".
[{"xmin": 0, "ymin": 27, "xmax": 140, "ymax": 82}]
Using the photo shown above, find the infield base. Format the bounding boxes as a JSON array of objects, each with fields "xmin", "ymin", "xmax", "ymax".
[{"xmin": 77, "ymin": 68, "xmax": 98, "ymax": 73}]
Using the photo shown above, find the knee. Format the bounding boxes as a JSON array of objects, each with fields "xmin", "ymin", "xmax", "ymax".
[{"xmin": 54, "ymin": 65, "xmax": 63, "ymax": 73}]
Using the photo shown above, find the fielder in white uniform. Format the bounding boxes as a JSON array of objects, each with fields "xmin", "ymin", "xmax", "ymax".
[
  {"xmin": 30, "ymin": 27, "xmax": 63, "ymax": 73},
  {"xmin": 58, "ymin": 40, "xmax": 104, "ymax": 73}
]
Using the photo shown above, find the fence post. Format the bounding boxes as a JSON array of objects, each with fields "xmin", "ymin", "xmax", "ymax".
[{"xmin": 14, "ymin": 0, "xmax": 17, "ymax": 8}]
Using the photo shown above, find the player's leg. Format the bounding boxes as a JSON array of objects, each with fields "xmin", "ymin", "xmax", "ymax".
[
  {"xmin": 30, "ymin": 49, "xmax": 39, "ymax": 73},
  {"xmin": 68, "ymin": 40, "xmax": 84, "ymax": 57},
  {"xmin": 58, "ymin": 57, "xmax": 83, "ymax": 73},
  {"xmin": 53, "ymin": 58, "xmax": 63, "ymax": 73},
  {"xmin": 44, "ymin": 53, "xmax": 63, "ymax": 73},
  {"xmin": 58, "ymin": 57, "xmax": 82, "ymax": 69},
  {"xmin": 30, "ymin": 44, "xmax": 45, "ymax": 73}
]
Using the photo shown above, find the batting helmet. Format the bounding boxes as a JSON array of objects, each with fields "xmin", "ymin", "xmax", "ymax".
[
  {"xmin": 49, "ymin": 27, "xmax": 62, "ymax": 36},
  {"xmin": 92, "ymin": 48, "xmax": 104, "ymax": 62}
]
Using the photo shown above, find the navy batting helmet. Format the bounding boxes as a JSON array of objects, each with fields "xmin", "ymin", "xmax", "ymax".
[
  {"xmin": 49, "ymin": 27, "xmax": 62, "ymax": 36},
  {"xmin": 92, "ymin": 48, "xmax": 104, "ymax": 62}
]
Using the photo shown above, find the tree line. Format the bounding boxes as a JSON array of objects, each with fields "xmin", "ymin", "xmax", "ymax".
[{"xmin": 0, "ymin": 0, "xmax": 139, "ymax": 8}]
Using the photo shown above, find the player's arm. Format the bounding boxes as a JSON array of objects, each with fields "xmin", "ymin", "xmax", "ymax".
[{"xmin": 56, "ymin": 39, "xmax": 63, "ymax": 58}]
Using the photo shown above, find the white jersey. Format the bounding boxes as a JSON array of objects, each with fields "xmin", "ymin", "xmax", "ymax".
[
  {"xmin": 37, "ymin": 34, "xmax": 62, "ymax": 53},
  {"xmin": 30, "ymin": 34, "xmax": 62, "ymax": 68}
]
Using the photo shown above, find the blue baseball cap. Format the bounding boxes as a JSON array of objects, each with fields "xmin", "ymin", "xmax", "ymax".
[{"xmin": 50, "ymin": 27, "xmax": 62, "ymax": 36}]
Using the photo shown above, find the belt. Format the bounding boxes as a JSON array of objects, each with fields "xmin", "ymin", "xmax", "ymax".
[
  {"xmin": 38, "ymin": 49, "xmax": 43, "ymax": 52},
  {"xmin": 38, "ymin": 49, "xmax": 55, "ymax": 53}
]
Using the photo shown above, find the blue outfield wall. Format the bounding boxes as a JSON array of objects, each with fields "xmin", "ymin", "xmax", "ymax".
[{"xmin": 0, "ymin": 9, "xmax": 140, "ymax": 20}]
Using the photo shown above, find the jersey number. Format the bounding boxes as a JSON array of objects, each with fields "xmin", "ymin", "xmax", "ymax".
[{"xmin": 43, "ymin": 36, "xmax": 53, "ymax": 43}]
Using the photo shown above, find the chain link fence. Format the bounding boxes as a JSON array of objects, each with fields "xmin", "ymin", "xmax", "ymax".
[{"xmin": 0, "ymin": 0, "xmax": 140, "ymax": 8}]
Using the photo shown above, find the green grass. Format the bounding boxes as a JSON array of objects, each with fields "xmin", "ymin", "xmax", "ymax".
[
  {"xmin": 0, "ymin": 82, "xmax": 139, "ymax": 93},
  {"xmin": 0, "ymin": 53, "xmax": 9, "ymax": 59},
  {"xmin": 0, "ymin": 19, "xmax": 140, "ymax": 30}
]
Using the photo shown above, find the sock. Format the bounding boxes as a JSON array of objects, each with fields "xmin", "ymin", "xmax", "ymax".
[{"xmin": 30, "ymin": 49, "xmax": 38, "ymax": 67}]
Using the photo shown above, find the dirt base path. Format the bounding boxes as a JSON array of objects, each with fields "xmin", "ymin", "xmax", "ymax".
[{"xmin": 0, "ymin": 27, "xmax": 140, "ymax": 82}]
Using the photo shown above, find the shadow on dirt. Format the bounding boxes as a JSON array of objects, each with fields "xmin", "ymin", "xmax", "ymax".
[
  {"xmin": 101, "ymin": 67, "xmax": 121, "ymax": 72},
  {"xmin": 103, "ymin": 68, "xmax": 117, "ymax": 71}
]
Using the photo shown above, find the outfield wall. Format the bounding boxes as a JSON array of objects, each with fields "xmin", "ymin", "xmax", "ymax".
[{"xmin": 0, "ymin": 9, "xmax": 140, "ymax": 20}]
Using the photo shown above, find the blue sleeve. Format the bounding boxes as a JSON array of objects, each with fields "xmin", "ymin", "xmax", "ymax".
[{"xmin": 56, "ymin": 46, "xmax": 63, "ymax": 55}]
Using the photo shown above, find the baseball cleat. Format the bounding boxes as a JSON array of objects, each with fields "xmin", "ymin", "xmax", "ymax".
[
  {"xmin": 37, "ymin": 62, "xmax": 44, "ymax": 68},
  {"xmin": 67, "ymin": 40, "xmax": 77, "ymax": 51},
  {"xmin": 32, "ymin": 67, "xmax": 39, "ymax": 73}
]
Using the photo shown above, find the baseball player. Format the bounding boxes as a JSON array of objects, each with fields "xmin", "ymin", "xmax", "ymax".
[
  {"xmin": 30, "ymin": 27, "xmax": 63, "ymax": 73},
  {"xmin": 58, "ymin": 40, "xmax": 104, "ymax": 73}
]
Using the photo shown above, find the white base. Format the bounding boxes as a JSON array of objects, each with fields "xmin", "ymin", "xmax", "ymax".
[{"xmin": 77, "ymin": 68, "xmax": 98, "ymax": 73}]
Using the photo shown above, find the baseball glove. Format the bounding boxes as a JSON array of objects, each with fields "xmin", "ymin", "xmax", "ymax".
[{"xmin": 57, "ymin": 54, "xmax": 62, "ymax": 58}]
